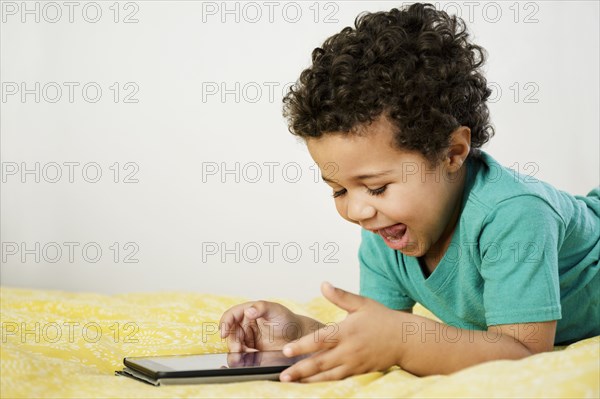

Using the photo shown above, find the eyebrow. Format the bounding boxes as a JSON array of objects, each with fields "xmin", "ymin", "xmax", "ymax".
[{"xmin": 321, "ymin": 170, "xmax": 394, "ymax": 184}]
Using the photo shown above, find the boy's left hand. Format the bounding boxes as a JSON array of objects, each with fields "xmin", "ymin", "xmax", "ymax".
[{"xmin": 279, "ymin": 282, "xmax": 404, "ymax": 383}]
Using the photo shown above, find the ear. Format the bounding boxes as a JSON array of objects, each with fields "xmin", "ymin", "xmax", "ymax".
[{"xmin": 445, "ymin": 126, "xmax": 471, "ymax": 173}]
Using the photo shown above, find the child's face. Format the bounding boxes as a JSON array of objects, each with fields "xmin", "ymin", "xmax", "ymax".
[{"xmin": 306, "ymin": 115, "xmax": 470, "ymax": 260}]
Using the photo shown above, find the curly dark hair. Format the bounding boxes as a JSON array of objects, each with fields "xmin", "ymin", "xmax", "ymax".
[{"xmin": 282, "ymin": 2, "xmax": 494, "ymax": 163}]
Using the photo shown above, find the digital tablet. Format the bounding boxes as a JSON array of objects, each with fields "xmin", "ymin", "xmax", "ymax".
[{"xmin": 116, "ymin": 350, "xmax": 310, "ymax": 385}]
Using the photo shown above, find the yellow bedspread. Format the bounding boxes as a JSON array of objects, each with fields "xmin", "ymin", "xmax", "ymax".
[{"xmin": 1, "ymin": 286, "xmax": 598, "ymax": 398}]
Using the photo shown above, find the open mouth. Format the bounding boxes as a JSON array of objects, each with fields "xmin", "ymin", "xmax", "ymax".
[{"xmin": 376, "ymin": 223, "xmax": 409, "ymax": 249}]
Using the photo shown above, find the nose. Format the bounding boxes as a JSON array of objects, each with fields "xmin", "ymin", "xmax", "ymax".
[{"xmin": 346, "ymin": 193, "xmax": 376, "ymax": 223}]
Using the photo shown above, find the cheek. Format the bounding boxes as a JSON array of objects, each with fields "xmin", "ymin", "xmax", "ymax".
[
  {"xmin": 334, "ymin": 199, "xmax": 354, "ymax": 223},
  {"xmin": 385, "ymin": 185, "xmax": 440, "ymax": 225},
  {"xmin": 334, "ymin": 200, "xmax": 343, "ymax": 215}
]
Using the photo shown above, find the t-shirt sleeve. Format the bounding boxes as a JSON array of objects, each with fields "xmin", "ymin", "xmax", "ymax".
[
  {"xmin": 358, "ymin": 228, "xmax": 416, "ymax": 310},
  {"xmin": 478, "ymin": 195, "xmax": 565, "ymax": 326}
]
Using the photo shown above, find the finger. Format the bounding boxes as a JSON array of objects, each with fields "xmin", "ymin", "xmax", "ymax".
[
  {"xmin": 298, "ymin": 365, "xmax": 350, "ymax": 383},
  {"xmin": 241, "ymin": 320, "xmax": 258, "ymax": 349},
  {"xmin": 321, "ymin": 281, "xmax": 365, "ymax": 313},
  {"xmin": 219, "ymin": 314, "xmax": 230, "ymax": 338},
  {"xmin": 279, "ymin": 350, "xmax": 341, "ymax": 382},
  {"xmin": 226, "ymin": 325, "xmax": 244, "ymax": 353},
  {"xmin": 282, "ymin": 324, "xmax": 338, "ymax": 358},
  {"xmin": 226, "ymin": 337, "xmax": 241, "ymax": 353},
  {"xmin": 228, "ymin": 319, "xmax": 255, "ymax": 352},
  {"xmin": 220, "ymin": 300, "xmax": 274, "ymax": 339},
  {"xmin": 220, "ymin": 319, "xmax": 236, "ymax": 339},
  {"xmin": 220, "ymin": 304, "xmax": 248, "ymax": 338},
  {"xmin": 244, "ymin": 300, "xmax": 277, "ymax": 321}
]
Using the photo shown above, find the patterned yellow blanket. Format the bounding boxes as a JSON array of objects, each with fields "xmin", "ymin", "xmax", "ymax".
[{"xmin": 1, "ymin": 286, "xmax": 598, "ymax": 398}]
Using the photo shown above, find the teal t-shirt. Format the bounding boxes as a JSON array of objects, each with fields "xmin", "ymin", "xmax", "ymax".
[{"xmin": 359, "ymin": 151, "xmax": 600, "ymax": 344}]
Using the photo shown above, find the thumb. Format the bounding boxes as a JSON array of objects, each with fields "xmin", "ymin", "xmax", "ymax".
[
  {"xmin": 321, "ymin": 281, "xmax": 365, "ymax": 313},
  {"xmin": 244, "ymin": 300, "xmax": 277, "ymax": 320}
]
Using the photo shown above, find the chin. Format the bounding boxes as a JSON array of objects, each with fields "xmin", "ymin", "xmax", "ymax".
[
  {"xmin": 398, "ymin": 249, "xmax": 425, "ymax": 258},
  {"xmin": 395, "ymin": 241, "xmax": 427, "ymax": 257}
]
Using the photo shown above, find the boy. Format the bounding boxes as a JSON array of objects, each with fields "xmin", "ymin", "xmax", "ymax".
[{"xmin": 219, "ymin": 3, "xmax": 600, "ymax": 382}]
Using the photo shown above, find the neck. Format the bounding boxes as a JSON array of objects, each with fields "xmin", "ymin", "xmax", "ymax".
[{"xmin": 421, "ymin": 164, "xmax": 468, "ymax": 270}]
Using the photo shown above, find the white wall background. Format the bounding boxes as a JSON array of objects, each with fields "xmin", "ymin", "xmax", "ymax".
[{"xmin": 1, "ymin": 1, "xmax": 598, "ymax": 302}]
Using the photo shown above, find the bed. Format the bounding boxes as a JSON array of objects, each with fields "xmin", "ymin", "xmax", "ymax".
[{"xmin": 1, "ymin": 286, "xmax": 598, "ymax": 398}]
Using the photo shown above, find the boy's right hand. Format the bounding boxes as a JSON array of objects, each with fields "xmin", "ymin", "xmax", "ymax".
[{"xmin": 219, "ymin": 301, "xmax": 317, "ymax": 353}]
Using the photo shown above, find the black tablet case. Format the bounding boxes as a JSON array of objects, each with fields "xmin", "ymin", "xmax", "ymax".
[{"xmin": 115, "ymin": 367, "xmax": 282, "ymax": 385}]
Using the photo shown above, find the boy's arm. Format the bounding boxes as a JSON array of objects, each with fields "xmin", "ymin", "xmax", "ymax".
[
  {"xmin": 280, "ymin": 284, "xmax": 557, "ymax": 382},
  {"xmin": 396, "ymin": 311, "xmax": 557, "ymax": 376}
]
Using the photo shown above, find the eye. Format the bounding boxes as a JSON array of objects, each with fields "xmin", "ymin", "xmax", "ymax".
[
  {"xmin": 367, "ymin": 185, "xmax": 387, "ymax": 196},
  {"xmin": 332, "ymin": 188, "xmax": 347, "ymax": 198}
]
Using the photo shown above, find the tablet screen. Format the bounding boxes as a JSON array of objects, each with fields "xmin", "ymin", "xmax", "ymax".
[{"xmin": 125, "ymin": 350, "xmax": 308, "ymax": 374}]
